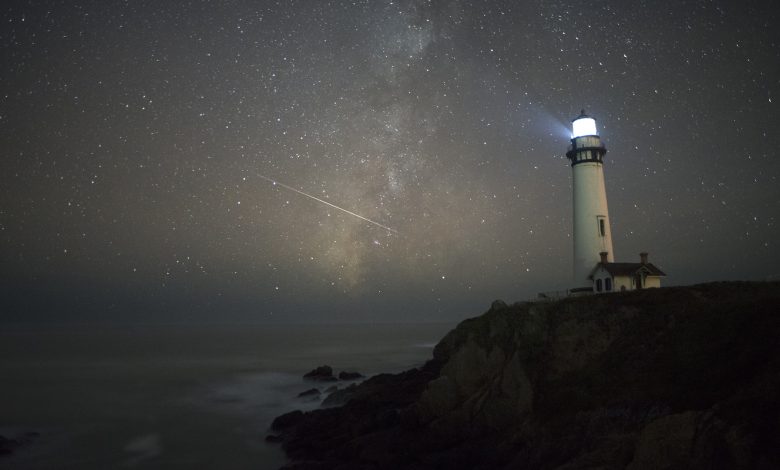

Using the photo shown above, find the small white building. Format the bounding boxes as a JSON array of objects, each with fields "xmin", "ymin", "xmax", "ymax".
[{"xmin": 589, "ymin": 252, "xmax": 666, "ymax": 293}]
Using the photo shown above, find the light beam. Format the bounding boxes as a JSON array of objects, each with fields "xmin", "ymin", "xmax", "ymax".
[{"xmin": 256, "ymin": 173, "xmax": 399, "ymax": 235}]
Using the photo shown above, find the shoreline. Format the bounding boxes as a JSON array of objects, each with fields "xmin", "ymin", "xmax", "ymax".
[{"xmin": 268, "ymin": 282, "xmax": 780, "ymax": 469}]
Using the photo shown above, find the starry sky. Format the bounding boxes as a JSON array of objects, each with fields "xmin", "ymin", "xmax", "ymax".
[{"xmin": 2, "ymin": 0, "xmax": 779, "ymax": 323}]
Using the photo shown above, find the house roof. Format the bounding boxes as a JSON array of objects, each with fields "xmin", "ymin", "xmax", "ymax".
[{"xmin": 590, "ymin": 262, "xmax": 666, "ymax": 278}]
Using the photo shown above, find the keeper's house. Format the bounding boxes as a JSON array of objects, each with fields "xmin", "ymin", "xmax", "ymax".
[{"xmin": 589, "ymin": 252, "xmax": 666, "ymax": 293}]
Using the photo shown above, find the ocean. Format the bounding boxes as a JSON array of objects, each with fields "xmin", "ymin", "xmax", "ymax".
[{"xmin": 0, "ymin": 322, "xmax": 455, "ymax": 469}]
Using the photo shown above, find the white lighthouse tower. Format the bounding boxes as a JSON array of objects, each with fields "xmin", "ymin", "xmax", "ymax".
[{"xmin": 566, "ymin": 110, "xmax": 614, "ymax": 287}]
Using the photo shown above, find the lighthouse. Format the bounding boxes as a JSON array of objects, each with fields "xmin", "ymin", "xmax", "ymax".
[{"xmin": 566, "ymin": 110, "xmax": 614, "ymax": 286}]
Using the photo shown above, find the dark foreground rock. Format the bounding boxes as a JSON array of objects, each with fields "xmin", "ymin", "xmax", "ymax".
[{"xmin": 271, "ymin": 282, "xmax": 780, "ymax": 469}]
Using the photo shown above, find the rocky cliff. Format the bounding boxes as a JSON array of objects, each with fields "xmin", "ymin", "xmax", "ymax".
[{"xmin": 270, "ymin": 282, "xmax": 780, "ymax": 469}]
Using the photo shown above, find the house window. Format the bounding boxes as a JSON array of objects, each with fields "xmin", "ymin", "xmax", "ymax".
[
  {"xmin": 597, "ymin": 217, "xmax": 606, "ymax": 237},
  {"xmin": 605, "ymin": 278, "xmax": 612, "ymax": 291},
  {"xmin": 596, "ymin": 279, "xmax": 603, "ymax": 292}
]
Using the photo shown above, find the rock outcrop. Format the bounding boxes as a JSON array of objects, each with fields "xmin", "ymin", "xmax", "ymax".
[
  {"xmin": 338, "ymin": 371, "xmax": 364, "ymax": 381},
  {"xmin": 297, "ymin": 388, "xmax": 321, "ymax": 398},
  {"xmin": 303, "ymin": 365, "xmax": 338, "ymax": 382},
  {"xmin": 271, "ymin": 282, "xmax": 780, "ymax": 469}
]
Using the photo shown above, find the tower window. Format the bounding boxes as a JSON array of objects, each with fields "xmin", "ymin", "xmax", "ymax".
[
  {"xmin": 597, "ymin": 217, "xmax": 606, "ymax": 237},
  {"xmin": 596, "ymin": 279, "xmax": 603, "ymax": 292},
  {"xmin": 605, "ymin": 278, "xmax": 612, "ymax": 291}
]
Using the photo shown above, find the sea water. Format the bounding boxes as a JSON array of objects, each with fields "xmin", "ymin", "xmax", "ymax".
[{"xmin": 0, "ymin": 322, "xmax": 454, "ymax": 469}]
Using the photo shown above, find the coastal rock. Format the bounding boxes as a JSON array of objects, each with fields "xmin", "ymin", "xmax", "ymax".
[
  {"xmin": 338, "ymin": 371, "xmax": 364, "ymax": 380},
  {"xmin": 271, "ymin": 410, "xmax": 304, "ymax": 431},
  {"xmin": 296, "ymin": 388, "xmax": 320, "ymax": 398},
  {"xmin": 628, "ymin": 411, "xmax": 702, "ymax": 469},
  {"xmin": 0, "ymin": 435, "xmax": 16, "ymax": 455},
  {"xmin": 272, "ymin": 282, "xmax": 780, "ymax": 469},
  {"xmin": 303, "ymin": 365, "xmax": 337, "ymax": 382},
  {"xmin": 321, "ymin": 383, "xmax": 358, "ymax": 407},
  {"xmin": 0, "ymin": 431, "xmax": 39, "ymax": 456}
]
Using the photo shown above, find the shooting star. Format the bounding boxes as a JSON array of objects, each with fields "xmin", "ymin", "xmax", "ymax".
[{"xmin": 256, "ymin": 173, "xmax": 400, "ymax": 235}]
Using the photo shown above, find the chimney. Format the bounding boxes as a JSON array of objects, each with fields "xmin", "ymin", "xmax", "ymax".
[
  {"xmin": 600, "ymin": 252, "xmax": 609, "ymax": 264},
  {"xmin": 640, "ymin": 252, "xmax": 648, "ymax": 264}
]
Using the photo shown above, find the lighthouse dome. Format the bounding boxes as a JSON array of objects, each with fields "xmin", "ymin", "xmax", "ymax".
[{"xmin": 572, "ymin": 110, "xmax": 598, "ymax": 138}]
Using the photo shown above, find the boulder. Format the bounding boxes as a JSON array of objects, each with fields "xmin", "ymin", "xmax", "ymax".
[
  {"xmin": 0, "ymin": 431, "xmax": 39, "ymax": 456},
  {"xmin": 0, "ymin": 435, "xmax": 17, "ymax": 455},
  {"xmin": 303, "ymin": 365, "xmax": 337, "ymax": 382},
  {"xmin": 338, "ymin": 371, "xmax": 364, "ymax": 380},
  {"xmin": 297, "ymin": 388, "xmax": 320, "ymax": 398}
]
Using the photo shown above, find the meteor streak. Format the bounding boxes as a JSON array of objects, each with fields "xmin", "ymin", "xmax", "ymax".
[{"xmin": 256, "ymin": 173, "xmax": 399, "ymax": 235}]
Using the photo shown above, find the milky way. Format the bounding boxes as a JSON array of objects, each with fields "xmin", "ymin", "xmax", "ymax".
[{"xmin": 2, "ymin": 1, "xmax": 779, "ymax": 322}]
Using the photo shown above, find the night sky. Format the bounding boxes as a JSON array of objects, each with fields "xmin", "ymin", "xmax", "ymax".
[{"xmin": 2, "ymin": 0, "xmax": 779, "ymax": 323}]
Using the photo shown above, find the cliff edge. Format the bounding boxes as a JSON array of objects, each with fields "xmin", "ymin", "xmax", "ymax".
[{"xmin": 271, "ymin": 282, "xmax": 780, "ymax": 469}]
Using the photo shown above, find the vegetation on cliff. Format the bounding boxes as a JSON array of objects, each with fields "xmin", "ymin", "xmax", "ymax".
[{"xmin": 270, "ymin": 282, "xmax": 780, "ymax": 469}]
